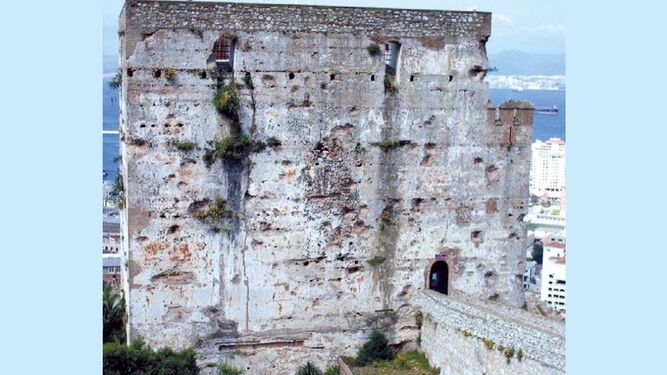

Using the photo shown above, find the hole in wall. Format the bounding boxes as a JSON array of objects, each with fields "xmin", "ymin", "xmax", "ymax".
[
  {"xmin": 153, "ymin": 69, "xmax": 162, "ymax": 78},
  {"xmin": 330, "ymin": 73, "xmax": 335, "ymax": 81},
  {"xmin": 370, "ymin": 74, "xmax": 375, "ymax": 81},
  {"xmin": 288, "ymin": 72, "xmax": 295, "ymax": 80},
  {"xmin": 410, "ymin": 75, "xmax": 414, "ymax": 82},
  {"xmin": 199, "ymin": 70, "xmax": 207, "ymax": 79},
  {"xmin": 126, "ymin": 68, "xmax": 134, "ymax": 77}
]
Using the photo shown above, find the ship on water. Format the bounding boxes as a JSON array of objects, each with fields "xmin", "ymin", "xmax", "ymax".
[{"xmin": 534, "ymin": 105, "xmax": 559, "ymax": 115}]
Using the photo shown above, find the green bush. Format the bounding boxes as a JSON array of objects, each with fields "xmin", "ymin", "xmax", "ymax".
[
  {"xmin": 174, "ymin": 140, "xmax": 197, "ymax": 151},
  {"xmin": 194, "ymin": 198, "xmax": 234, "ymax": 224},
  {"xmin": 296, "ymin": 361, "xmax": 322, "ymax": 375},
  {"xmin": 415, "ymin": 311, "xmax": 423, "ymax": 328},
  {"xmin": 367, "ymin": 256, "xmax": 386, "ymax": 266},
  {"xmin": 367, "ymin": 43, "xmax": 381, "ymax": 56},
  {"xmin": 355, "ymin": 329, "xmax": 394, "ymax": 366},
  {"xmin": 218, "ymin": 362, "xmax": 244, "ymax": 375},
  {"xmin": 384, "ymin": 73, "xmax": 398, "ymax": 94},
  {"xmin": 503, "ymin": 347, "xmax": 515, "ymax": 363},
  {"xmin": 323, "ymin": 365, "xmax": 339, "ymax": 375},
  {"xmin": 109, "ymin": 71, "xmax": 122, "ymax": 89},
  {"xmin": 164, "ymin": 67, "xmax": 177, "ymax": 81},
  {"xmin": 214, "ymin": 82, "xmax": 241, "ymax": 117},
  {"xmin": 103, "ymin": 339, "xmax": 199, "ymax": 375},
  {"xmin": 111, "ymin": 173, "xmax": 125, "ymax": 209},
  {"xmin": 373, "ymin": 138, "xmax": 398, "ymax": 149}
]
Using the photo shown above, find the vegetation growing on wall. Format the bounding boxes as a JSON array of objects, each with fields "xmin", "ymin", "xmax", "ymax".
[
  {"xmin": 457, "ymin": 329, "xmax": 525, "ymax": 365},
  {"xmin": 415, "ymin": 311, "xmax": 423, "ymax": 329},
  {"xmin": 193, "ymin": 198, "xmax": 235, "ymax": 224},
  {"xmin": 204, "ymin": 135, "xmax": 281, "ymax": 166},
  {"xmin": 373, "ymin": 138, "xmax": 397, "ymax": 149},
  {"xmin": 367, "ymin": 256, "xmax": 387, "ymax": 266},
  {"xmin": 214, "ymin": 81, "xmax": 241, "ymax": 118},
  {"xmin": 367, "ymin": 43, "xmax": 381, "ymax": 56},
  {"xmin": 174, "ymin": 140, "xmax": 197, "ymax": 151},
  {"xmin": 164, "ymin": 67, "xmax": 177, "ymax": 81},
  {"xmin": 384, "ymin": 73, "xmax": 398, "ymax": 94}
]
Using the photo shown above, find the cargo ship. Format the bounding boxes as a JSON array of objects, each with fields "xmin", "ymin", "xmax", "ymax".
[{"xmin": 534, "ymin": 105, "xmax": 559, "ymax": 115}]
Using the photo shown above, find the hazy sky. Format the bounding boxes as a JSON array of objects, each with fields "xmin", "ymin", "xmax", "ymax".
[{"xmin": 103, "ymin": 0, "xmax": 565, "ymax": 56}]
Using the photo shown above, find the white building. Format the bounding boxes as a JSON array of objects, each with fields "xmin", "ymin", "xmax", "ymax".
[
  {"xmin": 523, "ymin": 260, "xmax": 540, "ymax": 292},
  {"xmin": 540, "ymin": 240, "xmax": 566, "ymax": 312},
  {"xmin": 530, "ymin": 138, "xmax": 566, "ymax": 204}
]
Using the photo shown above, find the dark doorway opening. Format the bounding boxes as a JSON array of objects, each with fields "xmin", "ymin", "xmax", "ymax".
[{"xmin": 429, "ymin": 261, "xmax": 449, "ymax": 295}]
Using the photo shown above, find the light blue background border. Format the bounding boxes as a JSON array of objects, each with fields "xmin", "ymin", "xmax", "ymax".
[
  {"xmin": 1, "ymin": 1, "xmax": 665, "ymax": 374},
  {"xmin": 0, "ymin": 1, "xmax": 102, "ymax": 374},
  {"xmin": 567, "ymin": 0, "xmax": 667, "ymax": 373}
]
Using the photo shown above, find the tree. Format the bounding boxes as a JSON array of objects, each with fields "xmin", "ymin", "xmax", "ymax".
[
  {"xmin": 296, "ymin": 362, "xmax": 322, "ymax": 375},
  {"xmin": 103, "ymin": 285, "xmax": 126, "ymax": 344},
  {"xmin": 355, "ymin": 330, "xmax": 394, "ymax": 366},
  {"xmin": 532, "ymin": 242, "xmax": 544, "ymax": 265},
  {"xmin": 530, "ymin": 194, "xmax": 540, "ymax": 206}
]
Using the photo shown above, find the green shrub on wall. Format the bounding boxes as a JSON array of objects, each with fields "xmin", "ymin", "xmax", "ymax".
[
  {"xmin": 367, "ymin": 43, "xmax": 381, "ymax": 56},
  {"xmin": 214, "ymin": 82, "xmax": 241, "ymax": 117}
]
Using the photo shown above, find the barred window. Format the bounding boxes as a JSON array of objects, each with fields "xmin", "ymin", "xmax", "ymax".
[{"xmin": 214, "ymin": 38, "xmax": 232, "ymax": 62}]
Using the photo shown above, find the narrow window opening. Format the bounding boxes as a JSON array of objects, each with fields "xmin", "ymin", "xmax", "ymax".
[
  {"xmin": 370, "ymin": 74, "xmax": 375, "ymax": 81},
  {"xmin": 410, "ymin": 75, "xmax": 414, "ymax": 82},
  {"xmin": 384, "ymin": 41, "xmax": 401, "ymax": 75},
  {"xmin": 428, "ymin": 261, "xmax": 449, "ymax": 295},
  {"xmin": 213, "ymin": 36, "xmax": 235, "ymax": 72},
  {"xmin": 330, "ymin": 73, "xmax": 335, "ymax": 81}
]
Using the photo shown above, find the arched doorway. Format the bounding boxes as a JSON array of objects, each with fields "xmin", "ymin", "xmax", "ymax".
[{"xmin": 429, "ymin": 261, "xmax": 449, "ymax": 295}]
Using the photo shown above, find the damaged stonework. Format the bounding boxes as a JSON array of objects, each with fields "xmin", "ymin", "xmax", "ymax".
[{"xmin": 118, "ymin": 1, "xmax": 536, "ymax": 374}]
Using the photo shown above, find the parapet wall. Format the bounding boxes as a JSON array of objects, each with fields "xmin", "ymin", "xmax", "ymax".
[
  {"xmin": 123, "ymin": 1, "xmax": 490, "ymax": 38},
  {"xmin": 415, "ymin": 290, "xmax": 565, "ymax": 375}
]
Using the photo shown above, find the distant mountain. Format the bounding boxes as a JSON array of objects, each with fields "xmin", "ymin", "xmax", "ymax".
[
  {"xmin": 488, "ymin": 51, "xmax": 565, "ymax": 76},
  {"xmin": 104, "ymin": 55, "xmax": 119, "ymax": 74}
]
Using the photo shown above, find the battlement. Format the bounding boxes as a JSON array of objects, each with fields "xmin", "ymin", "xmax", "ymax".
[
  {"xmin": 121, "ymin": 0, "xmax": 491, "ymax": 39},
  {"xmin": 487, "ymin": 100, "xmax": 534, "ymax": 146}
]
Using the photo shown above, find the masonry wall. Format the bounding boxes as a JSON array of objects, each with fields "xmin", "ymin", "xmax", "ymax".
[
  {"xmin": 415, "ymin": 291, "xmax": 565, "ymax": 375},
  {"xmin": 118, "ymin": 2, "xmax": 532, "ymax": 374}
]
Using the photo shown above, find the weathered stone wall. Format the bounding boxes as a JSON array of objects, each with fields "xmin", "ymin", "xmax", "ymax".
[
  {"xmin": 118, "ymin": 1, "xmax": 534, "ymax": 374},
  {"xmin": 415, "ymin": 290, "xmax": 565, "ymax": 375}
]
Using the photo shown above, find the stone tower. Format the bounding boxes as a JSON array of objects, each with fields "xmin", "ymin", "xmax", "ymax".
[{"xmin": 118, "ymin": 1, "xmax": 533, "ymax": 373}]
